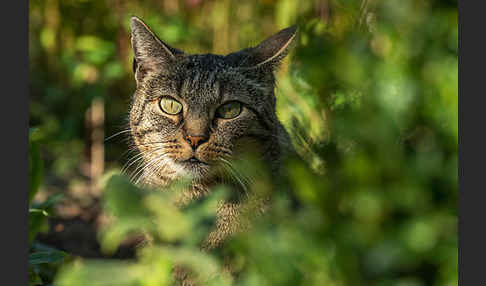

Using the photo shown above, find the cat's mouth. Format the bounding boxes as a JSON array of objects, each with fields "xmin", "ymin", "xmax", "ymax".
[
  {"xmin": 183, "ymin": 157, "xmax": 209, "ymax": 166},
  {"xmin": 178, "ymin": 157, "xmax": 210, "ymax": 178}
]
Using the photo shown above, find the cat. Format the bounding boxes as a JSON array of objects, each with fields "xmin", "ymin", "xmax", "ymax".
[{"xmin": 128, "ymin": 15, "xmax": 297, "ymax": 283}]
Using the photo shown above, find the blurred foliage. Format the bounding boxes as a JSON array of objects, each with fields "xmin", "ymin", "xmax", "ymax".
[
  {"xmin": 56, "ymin": 175, "xmax": 233, "ymax": 286},
  {"xmin": 29, "ymin": 0, "xmax": 457, "ymax": 285},
  {"xmin": 29, "ymin": 129, "xmax": 69, "ymax": 285}
]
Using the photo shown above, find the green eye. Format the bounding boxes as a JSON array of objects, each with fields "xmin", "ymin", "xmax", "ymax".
[
  {"xmin": 216, "ymin": 101, "xmax": 242, "ymax": 119},
  {"xmin": 159, "ymin": 97, "xmax": 182, "ymax": 115}
]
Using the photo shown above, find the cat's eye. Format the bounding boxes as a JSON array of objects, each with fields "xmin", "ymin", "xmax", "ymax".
[
  {"xmin": 159, "ymin": 97, "xmax": 182, "ymax": 115},
  {"xmin": 216, "ymin": 101, "xmax": 242, "ymax": 119}
]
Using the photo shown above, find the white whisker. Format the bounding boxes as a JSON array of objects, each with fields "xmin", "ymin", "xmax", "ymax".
[{"xmin": 105, "ymin": 129, "xmax": 132, "ymax": 142}]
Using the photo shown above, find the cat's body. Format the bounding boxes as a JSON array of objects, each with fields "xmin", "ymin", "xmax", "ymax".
[{"xmin": 127, "ymin": 16, "xmax": 297, "ymax": 282}]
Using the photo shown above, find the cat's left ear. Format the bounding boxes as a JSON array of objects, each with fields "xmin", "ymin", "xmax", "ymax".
[
  {"xmin": 233, "ymin": 25, "xmax": 298, "ymax": 70},
  {"xmin": 130, "ymin": 16, "xmax": 184, "ymax": 80}
]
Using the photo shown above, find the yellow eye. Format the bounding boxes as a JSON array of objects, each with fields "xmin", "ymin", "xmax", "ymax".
[
  {"xmin": 159, "ymin": 97, "xmax": 182, "ymax": 115},
  {"xmin": 216, "ymin": 101, "xmax": 242, "ymax": 119}
]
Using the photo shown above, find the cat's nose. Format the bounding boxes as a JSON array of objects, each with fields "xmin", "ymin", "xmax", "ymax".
[{"xmin": 185, "ymin": 135, "xmax": 208, "ymax": 150}]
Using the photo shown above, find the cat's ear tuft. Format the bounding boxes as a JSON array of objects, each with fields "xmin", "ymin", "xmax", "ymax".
[
  {"xmin": 237, "ymin": 25, "xmax": 298, "ymax": 70},
  {"xmin": 130, "ymin": 16, "xmax": 183, "ymax": 79}
]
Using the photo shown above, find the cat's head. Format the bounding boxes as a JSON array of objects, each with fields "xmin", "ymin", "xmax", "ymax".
[{"xmin": 128, "ymin": 16, "xmax": 297, "ymax": 184}]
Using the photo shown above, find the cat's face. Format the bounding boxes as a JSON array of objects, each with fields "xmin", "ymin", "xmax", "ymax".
[
  {"xmin": 130, "ymin": 57, "xmax": 269, "ymax": 180},
  {"xmin": 128, "ymin": 17, "xmax": 296, "ymax": 184}
]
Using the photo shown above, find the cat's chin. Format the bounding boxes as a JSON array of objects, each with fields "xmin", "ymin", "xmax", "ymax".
[{"xmin": 176, "ymin": 158, "xmax": 211, "ymax": 180}]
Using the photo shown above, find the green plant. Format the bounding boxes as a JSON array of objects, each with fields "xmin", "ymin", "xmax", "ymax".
[
  {"xmin": 55, "ymin": 175, "xmax": 233, "ymax": 286},
  {"xmin": 29, "ymin": 128, "xmax": 68, "ymax": 286}
]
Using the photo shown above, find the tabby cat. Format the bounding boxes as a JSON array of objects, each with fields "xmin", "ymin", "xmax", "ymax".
[{"xmin": 127, "ymin": 15, "xmax": 297, "ymax": 282}]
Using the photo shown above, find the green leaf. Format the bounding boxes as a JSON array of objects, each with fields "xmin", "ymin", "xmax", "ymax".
[
  {"xmin": 55, "ymin": 260, "xmax": 141, "ymax": 286},
  {"xmin": 29, "ymin": 208, "xmax": 49, "ymax": 217},
  {"xmin": 32, "ymin": 193, "xmax": 64, "ymax": 210},
  {"xmin": 29, "ymin": 211, "xmax": 46, "ymax": 246},
  {"xmin": 103, "ymin": 175, "xmax": 148, "ymax": 218},
  {"xmin": 29, "ymin": 193, "xmax": 64, "ymax": 246},
  {"xmin": 29, "ymin": 250, "xmax": 67, "ymax": 265},
  {"xmin": 29, "ymin": 134, "xmax": 43, "ymax": 205},
  {"xmin": 29, "ymin": 127, "xmax": 38, "ymax": 137},
  {"xmin": 29, "ymin": 267, "xmax": 43, "ymax": 286}
]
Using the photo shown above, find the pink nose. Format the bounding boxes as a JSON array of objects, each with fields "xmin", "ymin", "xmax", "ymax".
[{"xmin": 185, "ymin": 135, "xmax": 207, "ymax": 149}]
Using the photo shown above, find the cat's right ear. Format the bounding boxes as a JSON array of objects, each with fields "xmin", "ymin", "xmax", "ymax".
[{"xmin": 130, "ymin": 16, "xmax": 183, "ymax": 81}]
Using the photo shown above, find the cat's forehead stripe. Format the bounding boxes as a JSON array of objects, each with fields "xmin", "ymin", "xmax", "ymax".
[{"xmin": 180, "ymin": 70, "xmax": 221, "ymax": 103}]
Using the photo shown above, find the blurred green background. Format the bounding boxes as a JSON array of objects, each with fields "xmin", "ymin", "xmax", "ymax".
[{"xmin": 29, "ymin": 0, "xmax": 457, "ymax": 285}]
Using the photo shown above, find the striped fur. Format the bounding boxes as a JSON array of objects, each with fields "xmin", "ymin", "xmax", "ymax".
[{"xmin": 127, "ymin": 15, "xmax": 297, "ymax": 283}]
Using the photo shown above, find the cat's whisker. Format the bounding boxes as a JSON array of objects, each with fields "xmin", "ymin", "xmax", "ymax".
[
  {"xmin": 134, "ymin": 153, "xmax": 170, "ymax": 185},
  {"xmin": 129, "ymin": 151, "xmax": 165, "ymax": 179},
  {"xmin": 147, "ymin": 156, "xmax": 174, "ymax": 184},
  {"xmin": 115, "ymin": 148, "xmax": 140, "ymax": 164},
  {"xmin": 122, "ymin": 147, "xmax": 166, "ymax": 174},
  {"xmin": 136, "ymin": 142, "xmax": 173, "ymax": 147},
  {"xmin": 131, "ymin": 158, "xmax": 157, "ymax": 184},
  {"xmin": 137, "ymin": 139, "xmax": 178, "ymax": 145},
  {"xmin": 120, "ymin": 147, "xmax": 139, "ymax": 158},
  {"xmin": 130, "ymin": 150, "xmax": 171, "ymax": 184},
  {"xmin": 123, "ymin": 149, "xmax": 147, "ymax": 164},
  {"xmin": 104, "ymin": 129, "xmax": 132, "ymax": 142},
  {"xmin": 122, "ymin": 154, "xmax": 146, "ymax": 175},
  {"xmin": 127, "ymin": 149, "xmax": 165, "ymax": 180},
  {"xmin": 136, "ymin": 155, "xmax": 165, "ymax": 182},
  {"xmin": 218, "ymin": 157, "xmax": 251, "ymax": 199},
  {"xmin": 214, "ymin": 147, "xmax": 232, "ymax": 156}
]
